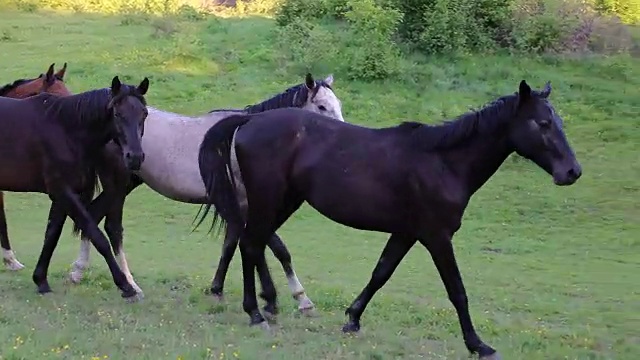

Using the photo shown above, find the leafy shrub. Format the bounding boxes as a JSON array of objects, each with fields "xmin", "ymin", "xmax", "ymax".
[
  {"xmin": 391, "ymin": 0, "xmax": 514, "ymax": 54},
  {"xmin": 275, "ymin": 0, "xmax": 348, "ymax": 26},
  {"xmin": 510, "ymin": 0, "xmax": 633, "ymax": 54},
  {"xmin": 343, "ymin": 0, "xmax": 402, "ymax": 79}
]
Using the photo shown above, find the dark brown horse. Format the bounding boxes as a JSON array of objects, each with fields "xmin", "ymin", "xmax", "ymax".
[
  {"xmin": 0, "ymin": 76, "xmax": 150, "ymax": 300},
  {"xmin": 195, "ymin": 80, "xmax": 582, "ymax": 359},
  {"xmin": 0, "ymin": 63, "xmax": 72, "ymax": 270}
]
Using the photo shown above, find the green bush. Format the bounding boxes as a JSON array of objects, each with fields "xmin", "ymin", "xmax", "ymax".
[
  {"xmin": 392, "ymin": 0, "xmax": 514, "ymax": 54},
  {"xmin": 275, "ymin": 0, "xmax": 348, "ymax": 26},
  {"xmin": 343, "ymin": 0, "xmax": 402, "ymax": 79},
  {"xmin": 276, "ymin": 0, "xmax": 402, "ymax": 81}
]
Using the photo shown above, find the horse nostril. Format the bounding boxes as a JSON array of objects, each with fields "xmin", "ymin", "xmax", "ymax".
[
  {"xmin": 141, "ymin": 153, "xmax": 146, "ymax": 162},
  {"xmin": 125, "ymin": 153, "xmax": 131, "ymax": 159},
  {"xmin": 567, "ymin": 167, "xmax": 581, "ymax": 180}
]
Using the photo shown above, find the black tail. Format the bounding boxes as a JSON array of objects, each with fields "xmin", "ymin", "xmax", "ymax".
[
  {"xmin": 193, "ymin": 114, "xmax": 251, "ymax": 236},
  {"xmin": 71, "ymin": 168, "xmax": 102, "ymax": 238}
]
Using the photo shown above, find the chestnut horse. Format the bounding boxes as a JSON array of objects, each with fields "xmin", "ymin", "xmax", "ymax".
[{"xmin": 0, "ymin": 63, "xmax": 71, "ymax": 270}]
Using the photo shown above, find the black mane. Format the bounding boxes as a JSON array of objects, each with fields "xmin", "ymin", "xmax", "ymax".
[
  {"xmin": 44, "ymin": 86, "xmax": 146, "ymax": 129},
  {"xmin": 208, "ymin": 81, "xmax": 333, "ymax": 114},
  {"xmin": 401, "ymin": 93, "xmax": 521, "ymax": 151},
  {"xmin": 0, "ymin": 78, "xmax": 35, "ymax": 96}
]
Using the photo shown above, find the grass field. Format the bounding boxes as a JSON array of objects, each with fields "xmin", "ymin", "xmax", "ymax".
[{"xmin": 0, "ymin": 8, "xmax": 639, "ymax": 360}]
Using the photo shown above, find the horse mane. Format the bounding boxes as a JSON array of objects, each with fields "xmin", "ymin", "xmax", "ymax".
[
  {"xmin": 45, "ymin": 86, "xmax": 146, "ymax": 129},
  {"xmin": 208, "ymin": 81, "xmax": 333, "ymax": 114},
  {"xmin": 400, "ymin": 93, "xmax": 521, "ymax": 151},
  {"xmin": 0, "ymin": 74, "xmax": 65, "ymax": 96},
  {"xmin": 0, "ymin": 78, "xmax": 35, "ymax": 96}
]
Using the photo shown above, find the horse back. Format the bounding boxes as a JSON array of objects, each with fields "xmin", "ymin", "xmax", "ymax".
[{"xmin": 0, "ymin": 94, "xmax": 84, "ymax": 193}]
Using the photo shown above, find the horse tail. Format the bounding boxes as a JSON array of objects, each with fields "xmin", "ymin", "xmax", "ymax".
[
  {"xmin": 193, "ymin": 114, "xmax": 251, "ymax": 236},
  {"xmin": 71, "ymin": 168, "xmax": 102, "ymax": 238}
]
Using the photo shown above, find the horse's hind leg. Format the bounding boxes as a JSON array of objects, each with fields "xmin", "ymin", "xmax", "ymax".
[
  {"xmin": 209, "ymin": 220, "xmax": 242, "ymax": 300},
  {"xmin": 253, "ymin": 194, "xmax": 305, "ymax": 324},
  {"xmin": 267, "ymin": 233, "xmax": 316, "ymax": 315},
  {"xmin": 32, "ymin": 202, "xmax": 67, "ymax": 293},
  {"xmin": 0, "ymin": 192, "xmax": 25, "ymax": 271}
]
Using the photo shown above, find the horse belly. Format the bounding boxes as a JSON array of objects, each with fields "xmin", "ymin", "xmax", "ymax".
[
  {"xmin": 0, "ymin": 164, "xmax": 45, "ymax": 192},
  {"xmin": 304, "ymin": 175, "xmax": 404, "ymax": 233},
  {"xmin": 0, "ymin": 136, "xmax": 45, "ymax": 192},
  {"xmin": 138, "ymin": 170, "xmax": 207, "ymax": 203},
  {"xmin": 136, "ymin": 127, "xmax": 208, "ymax": 204}
]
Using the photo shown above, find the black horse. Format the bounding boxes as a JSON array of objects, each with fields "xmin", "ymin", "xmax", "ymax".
[
  {"xmin": 195, "ymin": 80, "xmax": 582, "ymax": 359},
  {"xmin": 0, "ymin": 76, "xmax": 149, "ymax": 300}
]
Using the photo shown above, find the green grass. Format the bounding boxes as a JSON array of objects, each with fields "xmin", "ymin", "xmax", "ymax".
[{"xmin": 0, "ymin": 9, "xmax": 639, "ymax": 360}]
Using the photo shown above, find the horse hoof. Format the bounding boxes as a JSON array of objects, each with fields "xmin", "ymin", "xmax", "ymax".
[
  {"xmin": 299, "ymin": 307, "xmax": 318, "ymax": 317},
  {"xmin": 263, "ymin": 310, "xmax": 278, "ymax": 324},
  {"xmin": 131, "ymin": 284, "xmax": 144, "ymax": 299},
  {"xmin": 37, "ymin": 284, "xmax": 52, "ymax": 294},
  {"xmin": 341, "ymin": 322, "xmax": 360, "ymax": 334},
  {"xmin": 4, "ymin": 260, "xmax": 25, "ymax": 271},
  {"xmin": 69, "ymin": 271, "xmax": 83, "ymax": 284},
  {"xmin": 123, "ymin": 292, "xmax": 143, "ymax": 304}
]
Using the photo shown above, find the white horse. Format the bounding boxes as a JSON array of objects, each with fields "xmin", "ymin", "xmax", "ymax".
[{"xmin": 61, "ymin": 73, "xmax": 344, "ymax": 311}]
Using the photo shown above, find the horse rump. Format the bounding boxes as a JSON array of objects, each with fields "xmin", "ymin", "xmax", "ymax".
[{"xmin": 193, "ymin": 114, "xmax": 251, "ymax": 235}]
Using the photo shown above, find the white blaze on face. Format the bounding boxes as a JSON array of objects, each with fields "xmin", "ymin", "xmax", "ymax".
[{"xmin": 303, "ymin": 74, "xmax": 345, "ymax": 122}]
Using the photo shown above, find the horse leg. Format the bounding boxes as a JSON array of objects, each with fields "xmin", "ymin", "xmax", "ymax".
[
  {"xmin": 70, "ymin": 173, "xmax": 142, "ymax": 283},
  {"xmin": 0, "ymin": 192, "xmax": 24, "ymax": 270},
  {"xmin": 418, "ymin": 236, "xmax": 499, "ymax": 359},
  {"xmin": 209, "ymin": 220, "xmax": 243, "ymax": 300},
  {"xmin": 253, "ymin": 195, "xmax": 305, "ymax": 324},
  {"xmin": 70, "ymin": 190, "xmax": 109, "ymax": 283},
  {"xmin": 266, "ymin": 233, "xmax": 316, "ymax": 315},
  {"xmin": 31, "ymin": 202, "xmax": 67, "ymax": 293},
  {"xmin": 342, "ymin": 233, "xmax": 416, "ymax": 333},
  {"xmin": 59, "ymin": 188, "xmax": 137, "ymax": 300},
  {"xmin": 104, "ymin": 194, "xmax": 143, "ymax": 297},
  {"xmin": 255, "ymin": 248, "xmax": 278, "ymax": 322}
]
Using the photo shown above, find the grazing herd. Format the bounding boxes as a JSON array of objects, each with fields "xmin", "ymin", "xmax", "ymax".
[{"xmin": 0, "ymin": 63, "xmax": 582, "ymax": 359}]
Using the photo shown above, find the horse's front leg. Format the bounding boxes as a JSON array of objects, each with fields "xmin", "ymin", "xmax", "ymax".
[
  {"xmin": 104, "ymin": 191, "xmax": 143, "ymax": 297},
  {"xmin": 60, "ymin": 187, "xmax": 138, "ymax": 300}
]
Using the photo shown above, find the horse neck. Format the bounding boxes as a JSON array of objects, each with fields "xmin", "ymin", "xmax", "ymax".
[
  {"xmin": 447, "ymin": 129, "xmax": 514, "ymax": 196},
  {"xmin": 56, "ymin": 96, "xmax": 113, "ymax": 149},
  {"xmin": 245, "ymin": 88, "xmax": 302, "ymax": 113}
]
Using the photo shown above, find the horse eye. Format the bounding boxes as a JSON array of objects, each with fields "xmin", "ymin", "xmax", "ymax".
[
  {"xmin": 539, "ymin": 120, "xmax": 551, "ymax": 129},
  {"xmin": 318, "ymin": 105, "xmax": 327, "ymax": 111}
]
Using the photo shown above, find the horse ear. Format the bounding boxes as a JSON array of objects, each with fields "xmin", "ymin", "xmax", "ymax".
[
  {"xmin": 55, "ymin": 62, "xmax": 67, "ymax": 80},
  {"xmin": 111, "ymin": 76, "xmax": 122, "ymax": 94},
  {"xmin": 45, "ymin": 63, "xmax": 56, "ymax": 85},
  {"xmin": 324, "ymin": 74, "xmax": 334, "ymax": 86},
  {"xmin": 137, "ymin": 77, "xmax": 150, "ymax": 95},
  {"xmin": 305, "ymin": 73, "xmax": 315, "ymax": 89},
  {"xmin": 540, "ymin": 81, "xmax": 552, "ymax": 98},
  {"xmin": 518, "ymin": 80, "xmax": 532, "ymax": 102}
]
